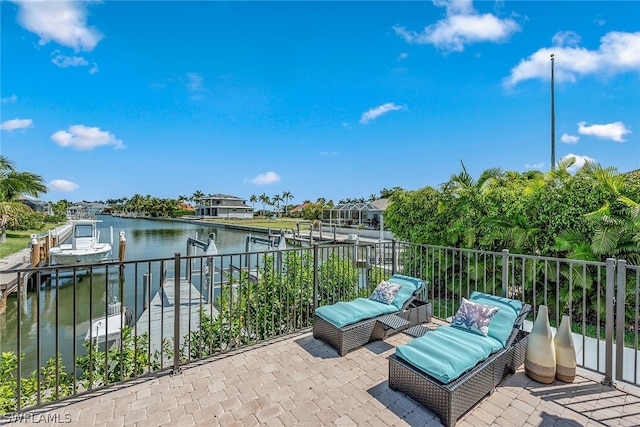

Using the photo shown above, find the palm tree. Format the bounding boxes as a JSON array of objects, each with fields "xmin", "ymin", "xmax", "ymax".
[
  {"xmin": 585, "ymin": 194, "xmax": 640, "ymax": 264},
  {"xmin": 192, "ymin": 190, "xmax": 205, "ymax": 207},
  {"xmin": 249, "ymin": 194, "xmax": 258, "ymax": 213},
  {"xmin": 258, "ymin": 193, "xmax": 271, "ymax": 217},
  {"xmin": 281, "ymin": 191, "xmax": 293, "ymax": 216},
  {"xmin": 272, "ymin": 194, "xmax": 283, "ymax": 217},
  {"xmin": 0, "ymin": 156, "xmax": 47, "ymax": 202},
  {"xmin": 0, "ymin": 156, "xmax": 47, "ymax": 242},
  {"xmin": 441, "ymin": 162, "xmax": 504, "ymax": 247}
]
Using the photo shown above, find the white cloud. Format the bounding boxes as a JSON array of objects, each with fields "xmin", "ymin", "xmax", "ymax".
[
  {"xmin": 249, "ymin": 171, "xmax": 281, "ymax": 185},
  {"xmin": 393, "ymin": 0, "xmax": 520, "ymax": 53},
  {"xmin": 562, "ymin": 153, "xmax": 596, "ymax": 172},
  {"xmin": 525, "ymin": 162, "xmax": 544, "ymax": 169},
  {"xmin": 12, "ymin": 0, "xmax": 103, "ymax": 51},
  {"xmin": 397, "ymin": 52, "xmax": 409, "ymax": 61},
  {"xmin": 1, "ymin": 118, "xmax": 33, "ymax": 132},
  {"xmin": 89, "ymin": 63, "xmax": 99, "ymax": 74},
  {"xmin": 1, "ymin": 94, "xmax": 18, "ymax": 104},
  {"xmin": 551, "ymin": 31, "xmax": 582, "ymax": 47},
  {"xmin": 561, "ymin": 134, "xmax": 579, "ymax": 144},
  {"xmin": 505, "ymin": 31, "xmax": 640, "ymax": 87},
  {"xmin": 187, "ymin": 73, "xmax": 203, "ymax": 92},
  {"xmin": 51, "ymin": 54, "xmax": 88, "ymax": 68},
  {"xmin": 48, "ymin": 179, "xmax": 78, "ymax": 192},
  {"xmin": 577, "ymin": 121, "xmax": 630, "ymax": 142},
  {"xmin": 51, "ymin": 125, "xmax": 125, "ymax": 150},
  {"xmin": 360, "ymin": 103, "xmax": 405, "ymax": 124}
]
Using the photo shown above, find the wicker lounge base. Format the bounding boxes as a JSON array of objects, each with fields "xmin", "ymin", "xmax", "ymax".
[
  {"xmin": 313, "ymin": 300, "xmax": 432, "ymax": 356},
  {"xmin": 388, "ymin": 329, "xmax": 529, "ymax": 427}
]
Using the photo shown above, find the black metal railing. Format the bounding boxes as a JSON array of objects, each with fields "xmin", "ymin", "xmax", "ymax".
[{"xmin": 1, "ymin": 240, "xmax": 637, "ymax": 414}]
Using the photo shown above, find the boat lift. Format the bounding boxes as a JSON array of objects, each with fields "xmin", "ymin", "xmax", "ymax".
[{"xmin": 245, "ymin": 231, "xmax": 286, "ymax": 253}]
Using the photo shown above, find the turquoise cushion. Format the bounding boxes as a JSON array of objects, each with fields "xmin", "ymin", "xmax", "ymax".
[
  {"xmin": 387, "ymin": 274, "xmax": 423, "ymax": 311},
  {"xmin": 315, "ymin": 298, "xmax": 398, "ymax": 328},
  {"xmin": 469, "ymin": 292, "xmax": 522, "ymax": 347},
  {"xmin": 396, "ymin": 326, "xmax": 503, "ymax": 384}
]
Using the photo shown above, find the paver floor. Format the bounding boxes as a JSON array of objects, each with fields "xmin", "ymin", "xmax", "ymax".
[{"xmin": 3, "ymin": 329, "xmax": 640, "ymax": 426}]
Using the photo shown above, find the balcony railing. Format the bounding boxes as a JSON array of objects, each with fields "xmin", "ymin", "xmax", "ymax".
[{"xmin": 1, "ymin": 240, "xmax": 638, "ymax": 413}]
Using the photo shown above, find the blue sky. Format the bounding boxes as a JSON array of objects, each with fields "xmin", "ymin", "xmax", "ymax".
[{"xmin": 1, "ymin": 1, "xmax": 639, "ymax": 205}]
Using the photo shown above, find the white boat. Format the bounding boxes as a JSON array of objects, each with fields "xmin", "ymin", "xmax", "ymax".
[
  {"xmin": 85, "ymin": 301, "xmax": 135, "ymax": 346},
  {"xmin": 49, "ymin": 219, "xmax": 113, "ymax": 265}
]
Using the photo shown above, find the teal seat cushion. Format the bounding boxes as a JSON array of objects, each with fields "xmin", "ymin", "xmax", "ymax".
[
  {"xmin": 395, "ymin": 326, "xmax": 503, "ymax": 384},
  {"xmin": 387, "ymin": 274, "xmax": 423, "ymax": 311},
  {"xmin": 469, "ymin": 292, "xmax": 523, "ymax": 347},
  {"xmin": 315, "ymin": 298, "xmax": 398, "ymax": 328}
]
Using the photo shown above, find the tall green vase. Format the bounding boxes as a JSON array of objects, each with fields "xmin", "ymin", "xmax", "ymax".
[
  {"xmin": 554, "ymin": 315, "xmax": 577, "ymax": 382},
  {"xmin": 525, "ymin": 305, "xmax": 556, "ymax": 384}
]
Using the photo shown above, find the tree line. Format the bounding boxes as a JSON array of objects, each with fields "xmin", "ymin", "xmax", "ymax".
[
  {"xmin": 384, "ymin": 159, "xmax": 640, "ymax": 264},
  {"xmin": 3, "ymin": 153, "xmax": 639, "ymax": 264}
]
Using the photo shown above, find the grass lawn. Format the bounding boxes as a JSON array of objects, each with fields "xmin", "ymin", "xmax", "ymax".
[{"xmin": 1, "ymin": 229, "xmax": 42, "ymax": 258}]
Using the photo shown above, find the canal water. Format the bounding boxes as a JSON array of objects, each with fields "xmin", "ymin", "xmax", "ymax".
[{"xmin": 0, "ymin": 215, "xmax": 275, "ymax": 373}]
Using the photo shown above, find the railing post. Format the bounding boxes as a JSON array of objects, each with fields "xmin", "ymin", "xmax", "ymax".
[
  {"xmin": 604, "ymin": 258, "xmax": 616, "ymax": 386},
  {"xmin": 173, "ymin": 252, "xmax": 181, "ymax": 375},
  {"xmin": 501, "ymin": 249, "xmax": 509, "ymax": 298},
  {"xmin": 16, "ymin": 272, "xmax": 22, "ymax": 411},
  {"xmin": 313, "ymin": 244, "xmax": 319, "ymax": 310},
  {"xmin": 143, "ymin": 272, "xmax": 151, "ymax": 311},
  {"xmin": 615, "ymin": 260, "xmax": 626, "ymax": 382},
  {"xmin": 392, "ymin": 240, "xmax": 397, "ymax": 276}
]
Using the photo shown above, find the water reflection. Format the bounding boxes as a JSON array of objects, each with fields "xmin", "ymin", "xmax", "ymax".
[{"xmin": 0, "ymin": 216, "xmax": 268, "ymax": 372}]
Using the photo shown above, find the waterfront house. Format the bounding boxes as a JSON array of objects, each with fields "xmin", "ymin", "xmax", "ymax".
[
  {"xmin": 327, "ymin": 198, "xmax": 388, "ymax": 228},
  {"xmin": 18, "ymin": 196, "xmax": 52, "ymax": 214},
  {"xmin": 66, "ymin": 201, "xmax": 108, "ymax": 217},
  {"xmin": 195, "ymin": 194, "xmax": 254, "ymax": 219},
  {"xmin": 289, "ymin": 202, "xmax": 318, "ymax": 218}
]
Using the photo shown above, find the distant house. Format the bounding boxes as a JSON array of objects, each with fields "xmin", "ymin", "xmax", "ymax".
[
  {"xmin": 66, "ymin": 201, "xmax": 108, "ymax": 217},
  {"xmin": 180, "ymin": 202, "xmax": 195, "ymax": 211},
  {"xmin": 195, "ymin": 194, "xmax": 253, "ymax": 219},
  {"xmin": 289, "ymin": 202, "xmax": 318, "ymax": 218},
  {"xmin": 19, "ymin": 196, "xmax": 52, "ymax": 215},
  {"xmin": 327, "ymin": 199, "xmax": 389, "ymax": 227}
]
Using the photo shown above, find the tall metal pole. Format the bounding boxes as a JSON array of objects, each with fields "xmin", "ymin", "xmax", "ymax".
[{"xmin": 550, "ymin": 53, "xmax": 555, "ymax": 171}]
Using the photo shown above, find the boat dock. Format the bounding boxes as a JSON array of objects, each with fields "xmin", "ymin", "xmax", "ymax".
[
  {"xmin": 134, "ymin": 278, "xmax": 219, "ymax": 356},
  {"xmin": 0, "ymin": 222, "xmax": 75, "ymax": 312},
  {"xmin": 282, "ymin": 228, "xmax": 389, "ymax": 245}
]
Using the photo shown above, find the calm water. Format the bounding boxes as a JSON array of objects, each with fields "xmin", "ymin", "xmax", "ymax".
[{"xmin": 0, "ymin": 215, "xmax": 272, "ymax": 372}]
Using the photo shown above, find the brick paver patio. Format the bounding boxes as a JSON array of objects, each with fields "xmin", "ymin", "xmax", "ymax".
[{"xmin": 4, "ymin": 329, "xmax": 640, "ymax": 426}]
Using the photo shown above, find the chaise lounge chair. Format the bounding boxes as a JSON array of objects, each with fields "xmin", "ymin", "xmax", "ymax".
[
  {"xmin": 388, "ymin": 291, "xmax": 530, "ymax": 427},
  {"xmin": 313, "ymin": 274, "xmax": 430, "ymax": 356}
]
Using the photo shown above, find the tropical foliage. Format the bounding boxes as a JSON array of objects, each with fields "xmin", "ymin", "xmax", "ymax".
[
  {"xmin": 187, "ymin": 251, "xmax": 361, "ymax": 359},
  {"xmin": 0, "ymin": 156, "xmax": 47, "ymax": 243},
  {"xmin": 385, "ymin": 159, "xmax": 640, "ymax": 262},
  {"xmin": 386, "ymin": 159, "xmax": 640, "ymax": 335},
  {"xmin": 108, "ymin": 194, "xmax": 181, "ymax": 218}
]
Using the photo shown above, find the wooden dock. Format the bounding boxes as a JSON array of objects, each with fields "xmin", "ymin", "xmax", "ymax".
[{"xmin": 134, "ymin": 278, "xmax": 219, "ymax": 355}]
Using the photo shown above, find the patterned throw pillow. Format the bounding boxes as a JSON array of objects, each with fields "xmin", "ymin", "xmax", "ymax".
[
  {"xmin": 451, "ymin": 298, "xmax": 499, "ymax": 337},
  {"xmin": 369, "ymin": 281, "xmax": 402, "ymax": 305}
]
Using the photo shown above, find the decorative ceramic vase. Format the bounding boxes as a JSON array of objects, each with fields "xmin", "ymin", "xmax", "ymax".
[
  {"xmin": 525, "ymin": 305, "xmax": 556, "ymax": 384},
  {"xmin": 554, "ymin": 315, "xmax": 577, "ymax": 382}
]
